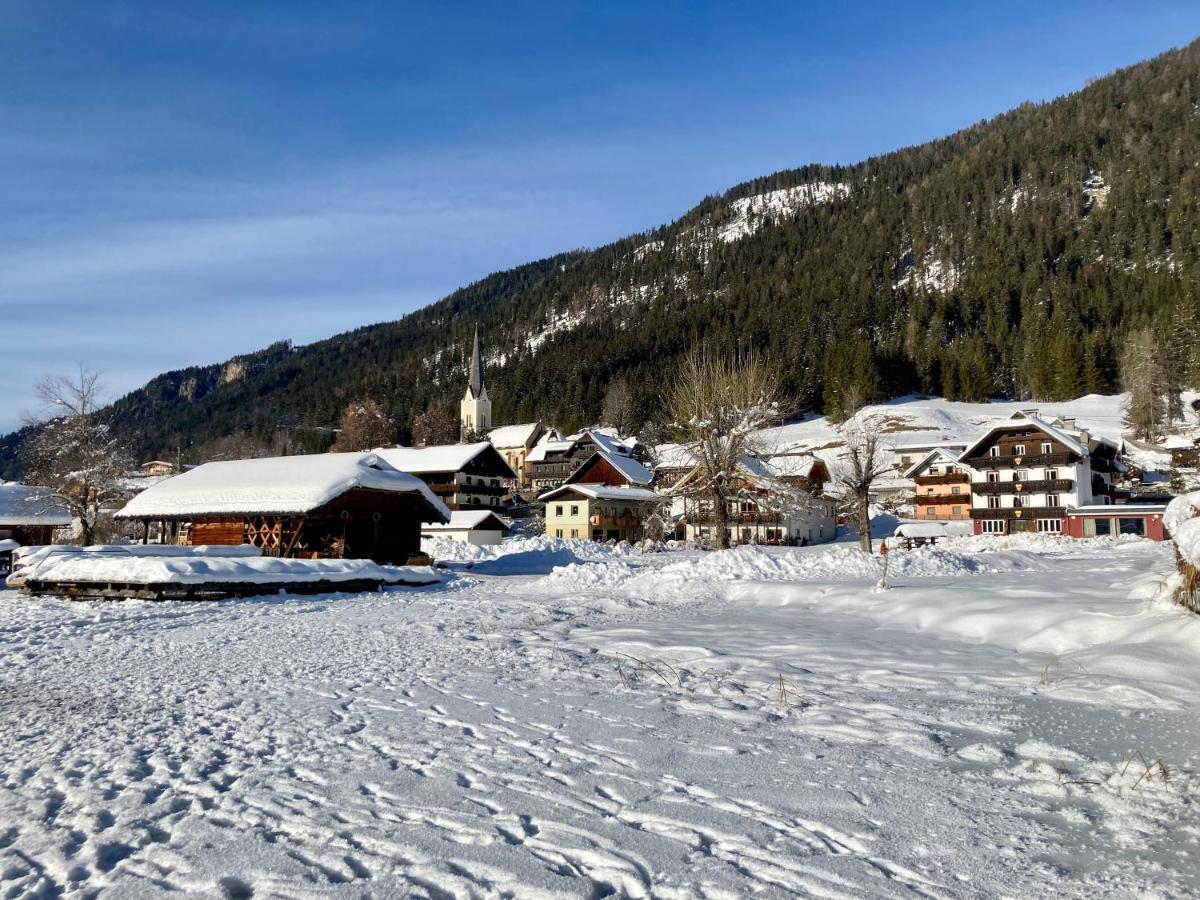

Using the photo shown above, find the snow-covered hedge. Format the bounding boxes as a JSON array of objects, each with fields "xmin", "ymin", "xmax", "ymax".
[{"xmin": 1165, "ymin": 491, "xmax": 1200, "ymax": 611}]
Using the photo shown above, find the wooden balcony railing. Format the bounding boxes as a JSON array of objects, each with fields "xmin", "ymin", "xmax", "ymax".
[
  {"xmin": 913, "ymin": 473, "xmax": 970, "ymax": 486},
  {"xmin": 591, "ymin": 515, "xmax": 641, "ymax": 529},
  {"xmin": 967, "ymin": 453, "xmax": 1073, "ymax": 470},
  {"xmin": 969, "ymin": 506, "xmax": 1066, "ymax": 520},
  {"xmin": 914, "ymin": 494, "xmax": 969, "ymax": 505},
  {"xmin": 972, "ymin": 478, "xmax": 1074, "ymax": 495}
]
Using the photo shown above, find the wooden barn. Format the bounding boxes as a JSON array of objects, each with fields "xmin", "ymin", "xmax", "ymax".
[
  {"xmin": 115, "ymin": 452, "xmax": 450, "ymax": 564},
  {"xmin": 0, "ymin": 483, "xmax": 72, "ymax": 546}
]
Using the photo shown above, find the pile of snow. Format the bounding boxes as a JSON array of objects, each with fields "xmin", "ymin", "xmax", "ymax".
[
  {"xmin": 17, "ymin": 553, "xmax": 441, "ymax": 588},
  {"xmin": 1165, "ymin": 491, "xmax": 1200, "ymax": 567},
  {"xmin": 422, "ymin": 534, "xmax": 647, "ymax": 576}
]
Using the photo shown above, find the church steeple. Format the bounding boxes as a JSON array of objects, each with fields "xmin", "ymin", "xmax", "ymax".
[
  {"xmin": 460, "ymin": 325, "xmax": 492, "ymax": 440},
  {"xmin": 467, "ymin": 326, "xmax": 486, "ymax": 400}
]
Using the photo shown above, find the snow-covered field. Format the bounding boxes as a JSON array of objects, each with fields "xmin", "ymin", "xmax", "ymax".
[{"xmin": 1, "ymin": 534, "xmax": 1197, "ymax": 897}]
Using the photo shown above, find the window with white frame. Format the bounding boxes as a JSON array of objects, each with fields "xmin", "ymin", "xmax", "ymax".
[
  {"xmin": 989, "ymin": 446, "xmax": 1000, "ymax": 458},
  {"xmin": 1041, "ymin": 442, "xmax": 1052, "ymax": 455},
  {"xmin": 981, "ymin": 520, "xmax": 1005, "ymax": 534},
  {"xmin": 1036, "ymin": 519, "xmax": 1062, "ymax": 533},
  {"xmin": 1046, "ymin": 468, "xmax": 1058, "ymax": 481},
  {"xmin": 1046, "ymin": 494, "xmax": 1061, "ymax": 507},
  {"xmin": 988, "ymin": 496, "xmax": 1001, "ymax": 509},
  {"xmin": 1014, "ymin": 444, "xmax": 1026, "ymax": 455},
  {"xmin": 987, "ymin": 471, "xmax": 999, "ymax": 482}
]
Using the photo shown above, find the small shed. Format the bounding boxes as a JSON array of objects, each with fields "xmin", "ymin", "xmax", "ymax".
[
  {"xmin": 894, "ymin": 522, "xmax": 947, "ymax": 548},
  {"xmin": 115, "ymin": 452, "xmax": 451, "ymax": 564},
  {"xmin": 1064, "ymin": 504, "xmax": 1169, "ymax": 540},
  {"xmin": 0, "ymin": 483, "xmax": 72, "ymax": 546},
  {"xmin": 421, "ymin": 510, "xmax": 511, "ymax": 546}
]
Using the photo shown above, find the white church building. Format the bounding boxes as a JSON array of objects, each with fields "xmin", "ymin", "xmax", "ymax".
[{"xmin": 460, "ymin": 326, "xmax": 492, "ymax": 439}]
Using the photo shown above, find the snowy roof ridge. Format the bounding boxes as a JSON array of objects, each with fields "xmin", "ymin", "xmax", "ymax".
[
  {"xmin": 374, "ymin": 442, "xmax": 515, "ymax": 478},
  {"xmin": 117, "ymin": 452, "xmax": 451, "ymax": 522},
  {"xmin": 565, "ymin": 449, "xmax": 653, "ymax": 487},
  {"xmin": 901, "ymin": 447, "xmax": 966, "ymax": 479},
  {"xmin": 959, "ymin": 412, "xmax": 1087, "ymax": 460},
  {"xmin": 421, "ymin": 510, "xmax": 511, "ymax": 531},
  {"xmin": 538, "ymin": 484, "xmax": 660, "ymax": 503},
  {"xmin": 487, "ymin": 422, "xmax": 542, "ymax": 448}
]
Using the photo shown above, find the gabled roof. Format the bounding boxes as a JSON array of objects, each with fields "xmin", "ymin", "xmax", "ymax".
[
  {"xmin": 421, "ymin": 509, "xmax": 511, "ymax": 532},
  {"xmin": 669, "ymin": 455, "xmax": 807, "ymax": 496},
  {"xmin": 653, "ymin": 443, "xmax": 697, "ymax": 470},
  {"xmin": 763, "ymin": 453, "xmax": 826, "ymax": 480},
  {"xmin": 539, "ymin": 484, "xmax": 661, "ymax": 503},
  {"xmin": 116, "ymin": 452, "xmax": 451, "ymax": 522},
  {"xmin": 564, "ymin": 450, "xmax": 653, "ymax": 487},
  {"xmin": 0, "ymin": 484, "xmax": 72, "ymax": 527},
  {"xmin": 901, "ymin": 447, "xmax": 967, "ymax": 479},
  {"xmin": 374, "ymin": 442, "xmax": 517, "ymax": 479},
  {"xmin": 487, "ymin": 422, "xmax": 543, "ymax": 449},
  {"xmin": 959, "ymin": 412, "xmax": 1087, "ymax": 460}
]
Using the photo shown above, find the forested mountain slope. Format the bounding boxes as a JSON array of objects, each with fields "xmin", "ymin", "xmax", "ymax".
[{"xmin": 4, "ymin": 38, "xmax": 1200, "ymax": 474}]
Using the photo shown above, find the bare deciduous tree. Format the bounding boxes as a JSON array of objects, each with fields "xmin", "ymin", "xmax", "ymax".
[
  {"xmin": 21, "ymin": 367, "xmax": 134, "ymax": 546},
  {"xmin": 835, "ymin": 414, "xmax": 891, "ymax": 553},
  {"xmin": 411, "ymin": 405, "xmax": 460, "ymax": 447},
  {"xmin": 331, "ymin": 399, "xmax": 394, "ymax": 452},
  {"xmin": 602, "ymin": 374, "xmax": 639, "ymax": 436},
  {"xmin": 664, "ymin": 349, "xmax": 787, "ymax": 549}
]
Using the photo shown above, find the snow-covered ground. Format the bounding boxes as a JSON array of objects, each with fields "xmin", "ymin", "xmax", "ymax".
[{"xmin": 1, "ymin": 534, "xmax": 1197, "ymax": 897}]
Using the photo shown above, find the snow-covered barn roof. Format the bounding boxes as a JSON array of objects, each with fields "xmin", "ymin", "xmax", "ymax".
[
  {"xmin": 0, "ymin": 484, "xmax": 72, "ymax": 527},
  {"xmin": 116, "ymin": 453, "xmax": 451, "ymax": 521},
  {"xmin": 374, "ymin": 442, "xmax": 516, "ymax": 479},
  {"xmin": 487, "ymin": 423, "xmax": 542, "ymax": 449},
  {"xmin": 959, "ymin": 412, "xmax": 1087, "ymax": 460},
  {"xmin": 420, "ymin": 510, "xmax": 511, "ymax": 532},
  {"xmin": 653, "ymin": 443, "xmax": 697, "ymax": 470},
  {"xmin": 565, "ymin": 450, "xmax": 653, "ymax": 487},
  {"xmin": 538, "ymin": 484, "xmax": 661, "ymax": 503},
  {"xmin": 763, "ymin": 453, "xmax": 824, "ymax": 480}
]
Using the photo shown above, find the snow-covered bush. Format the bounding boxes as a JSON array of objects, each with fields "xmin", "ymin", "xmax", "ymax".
[{"xmin": 1165, "ymin": 491, "xmax": 1200, "ymax": 612}]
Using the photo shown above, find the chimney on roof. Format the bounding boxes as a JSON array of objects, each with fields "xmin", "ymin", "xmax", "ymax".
[{"xmin": 1059, "ymin": 416, "xmax": 1076, "ymax": 432}]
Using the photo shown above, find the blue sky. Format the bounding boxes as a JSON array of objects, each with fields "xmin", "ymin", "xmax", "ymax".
[{"xmin": 2, "ymin": 2, "xmax": 1199, "ymax": 433}]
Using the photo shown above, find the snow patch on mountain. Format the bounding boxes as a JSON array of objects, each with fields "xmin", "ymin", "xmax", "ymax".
[{"xmin": 716, "ymin": 183, "xmax": 850, "ymax": 243}]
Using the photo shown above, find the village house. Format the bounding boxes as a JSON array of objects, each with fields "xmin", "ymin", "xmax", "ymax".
[
  {"xmin": 540, "ymin": 447, "xmax": 659, "ymax": 542},
  {"xmin": 420, "ymin": 509, "xmax": 511, "ymax": 546},
  {"xmin": 669, "ymin": 455, "xmax": 836, "ymax": 547},
  {"xmin": 487, "ymin": 422, "xmax": 546, "ymax": 488},
  {"xmin": 903, "ymin": 448, "xmax": 973, "ymax": 520},
  {"xmin": 1165, "ymin": 434, "xmax": 1200, "ymax": 470},
  {"xmin": 963, "ymin": 411, "xmax": 1120, "ymax": 536},
  {"xmin": 892, "ymin": 440, "xmax": 968, "ymax": 475},
  {"xmin": 375, "ymin": 442, "xmax": 517, "ymax": 511},
  {"xmin": 0, "ymin": 483, "xmax": 72, "ymax": 546},
  {"xmin": 116, "ymin": 452, "xmax": 450, "ymax": 563},
  {"xmin": 139, "ymin": 460, "xmax": 178, "ymax": 478},
  {"xmin": 527, "ymin": 428, "xmax": 647, "ymax": 494}
]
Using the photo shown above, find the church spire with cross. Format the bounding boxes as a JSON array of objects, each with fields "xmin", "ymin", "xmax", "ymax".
[{"xmin": 460, "ymin": 325, "xmax": 491, "ymax": 440}]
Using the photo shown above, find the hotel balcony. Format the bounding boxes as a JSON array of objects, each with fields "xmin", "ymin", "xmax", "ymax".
[
  {"xmin": 969, "ymin": 506, "xmax": 1066, "ymax": 520},
  {"xmin": 972, "ymin": 478, "xmax": 1074, "ymax": 495},
  {"xmin": 967, "ymin": 453, "xmax": 1072, "ymax": 470}
]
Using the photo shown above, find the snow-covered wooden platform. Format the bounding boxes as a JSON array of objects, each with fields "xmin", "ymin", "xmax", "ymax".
[{"xmin": 9, "ymin": 546, "xmax": 444, "ymax": 600}]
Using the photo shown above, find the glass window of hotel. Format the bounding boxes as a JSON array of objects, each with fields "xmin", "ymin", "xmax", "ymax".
[
  {"xmin": 986, "ymin": 470, "xmax": 999, "ymax": 482},
  {"xmin": 1047, "ymin": 494, "xmax": 1061, "ymax": 507},
  {"xmin": 1014, "ymin": 444, "xmax": 1026, "ymax": 455},
  {"xmin": 1012, "ymin": 496, "xmax": 1024, "ymax": 508},
  {"xmin": 952, "ymin": 506, "xmax": 962, "ymax": 515},
  {"xmin": 1041, "ymin": 442, "xmax": 1052, "ymax": 455},
  {"xmin": 988, "ymin": 495, "xmax": 1001, "ymax": 509},
  {"xmin": 555, "ymin": 529, "xmax": 563, "ymax": 538},
  {"xmin": 1119, "ymin": 518, "xmax": 1145, "ymax": 536},
  {"xmin": 555, "ymin": 505, "xmax": 563, "ymax": 515},
  {"xmin": 1037, "ymin": 519, "xmax": 1061, "ymax": 533},
  {"xmin": 951, "ymin": 485, "xmax": 961, "ymax": 495},
  {"xmin": 1012, "ymin": 470, "xmax": 1023, "ymax": 481},
  {"xmin": 570, "ymin": 505, "xmax": 579, "ymax": 515},
  {"xmin": 1046, "ymin": 468, "xmax": 1058, "ymax": 480},
  {"xmin": 570, "ymin": 528, "xmax": 579, "ymax": 538},
  {"xmin": 989, "ymin": 446, "xmax": 1000, "ymax": 458},
  {"xmin": 982, "ymin": 519, "xmax": 1005, "ymax": 533}
]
